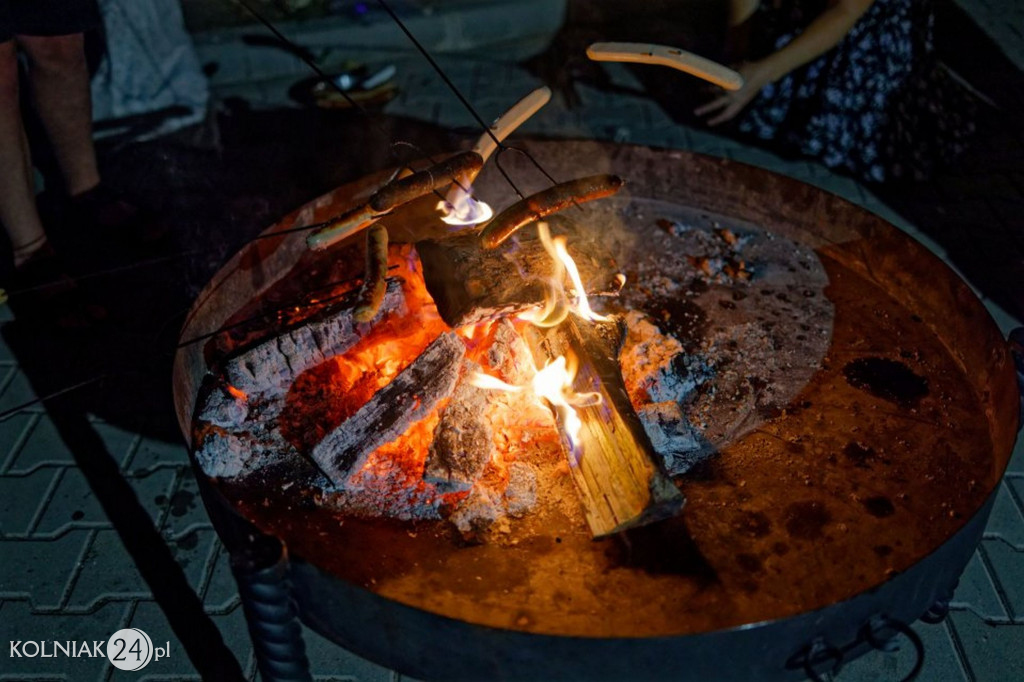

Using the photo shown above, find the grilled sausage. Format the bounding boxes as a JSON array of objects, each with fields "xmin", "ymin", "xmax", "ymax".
[
  {"xmin": 369, "ymin": 151, "xmax": 483, "ymax": 214},
  {"xmin": 480, "ymin": 174, "xmax": 624, "ymax": 250},
  {"xmin": 354, "ymin": 224, "xmax": 390, "ymax": 323}
]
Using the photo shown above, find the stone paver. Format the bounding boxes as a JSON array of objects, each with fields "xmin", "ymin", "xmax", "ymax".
[{"xmin": 948, "ymin": 610, "xmax": 1024, "ymax": 680}]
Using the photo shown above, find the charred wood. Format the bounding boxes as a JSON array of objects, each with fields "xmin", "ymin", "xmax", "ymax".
[
  {"xmin": 311, "ymin": 332, "xmax": 465, "ymax": 487},
  {"xmin": 416, "ymin": 221, "xmax": 623, "ymax": 328},
  {"xmin": 222, "ymin": 278, "xmax": 404, "ymax": 397},
  {"xmin": 424, "ymin": 361, "xmax": 495, "ymax": 492}
]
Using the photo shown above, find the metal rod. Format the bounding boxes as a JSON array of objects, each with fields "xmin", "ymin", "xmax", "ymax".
[
  {"xmin": 175, "ymin": 265, "xmax": 399, "ymax": 348},
  {"xmin": 0, "ymin": 375, "xmax": 106, "ymax": 422},
  {"xmin": 231, "ymin": 0, "xmax": 474, "ymax": 206}
]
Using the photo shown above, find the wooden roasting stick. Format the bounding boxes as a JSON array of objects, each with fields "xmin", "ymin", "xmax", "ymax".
[
  {"xmin": 586, "ymin": 42, "xmax": 744, "ymax": 91},
  {"xmin": 479, "ymin": 174, "xmax": 624, "ymax": 250},
  {"xmin": 307, "ymin": 151, "xmax": 483, "ymax": 251},
  {"xmin": 443, "ymin": 86, "xmax": 552, "ymax": 211},
  {"xmin": 524, "ymin": 315, "xmax": 685, "ymax": 538},
  {"xmin": 416, "ymin": 219, "xmax": 625, "ymax": 328}
]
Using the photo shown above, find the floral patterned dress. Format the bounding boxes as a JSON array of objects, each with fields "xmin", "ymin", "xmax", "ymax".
[{"xmin": 736, "ymin": 0, "xmax": 974, "ymax": 182}]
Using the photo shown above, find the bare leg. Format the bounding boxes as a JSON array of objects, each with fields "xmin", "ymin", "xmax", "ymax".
[
  {"xmin": 0, "ymin": 40, "xmax": 48, "ymax": 266},
  {"xmin": 18, "ymin": 33, "xmax": 100, "ymax": 197}
]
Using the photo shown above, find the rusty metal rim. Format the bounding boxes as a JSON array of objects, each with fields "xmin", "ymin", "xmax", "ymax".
[{"xmin": 289, "ymin": 490, "xmax": 996, "ymax": 681}]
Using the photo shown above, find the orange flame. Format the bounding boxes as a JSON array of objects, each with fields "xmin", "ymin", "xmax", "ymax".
[
  {"xmin": 470, "ymin": 350, "xmax": 600, "ymax": 464},
  {"xmin": 518, "ymin": 222, "xmax": 610, "ymax": 327}
]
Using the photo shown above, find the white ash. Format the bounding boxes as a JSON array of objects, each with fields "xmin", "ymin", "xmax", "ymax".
[
  {"xmin": 449, "ymin": 461, "xmax": 539, "ymax": 535},
  {"xmin": 198, "ymin": 384, "xmax": 250, "ymax": 428},
  {"xmin": 424, "ymin": 360, "xmax": 495, "ymax": 492},
  {"xmin": 194, "ymin": 385, "xmax": 292, "ymax": 479},
  {"xmin": 504, "ymin": 462, "xmax": 538, "ymax": 518},
  {"xmin": 488, "ymin": 318, "xmax": 534, "ymax": 385},
  {"xmin": 321, "ymin": 466, "xmax": 445, "ymax": 522},
  {"xmin": 450, "ymin": 486, "xmax": 504, "ymax": 535}
]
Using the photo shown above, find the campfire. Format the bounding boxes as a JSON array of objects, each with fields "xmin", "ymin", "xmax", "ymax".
[
  {"xmin": 193, "ymin": 116, "xmax": 839, "ymax": 543},
  {"xmin": 173, "ymin": 10, "xmax": 1018, "ymax": 672}
]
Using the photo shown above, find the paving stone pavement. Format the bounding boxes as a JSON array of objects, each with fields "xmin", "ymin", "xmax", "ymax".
[{"xmin": 2, "ymin": 2, "xmax": 1023, "ymax": 680}]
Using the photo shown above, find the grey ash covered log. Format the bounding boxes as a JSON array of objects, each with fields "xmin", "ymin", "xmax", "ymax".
[
  {"xmin": 311, "ymin": 332, "xmax": 466, "ymax": 487},
  {"xmin": 424, "ymin": 360, "xmax": 494, "ymax": 492},
  {"xmin": 221, "ymin": 278, "xmax": 405, "ymax": 397},
  {"xmin": 415, "ymin": 221, "xmax": 623, "ymax": 328}
]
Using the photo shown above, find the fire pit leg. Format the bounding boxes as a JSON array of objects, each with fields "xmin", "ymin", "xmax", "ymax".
[
  {"xmin": 231, "ymin": 535, "xmax": 312, "ymax": 682},
  {"xmin": 919, "ymin": 578, "xmax": 958, "ymax": 624},
  {"xmin": 193, "ymin": 474, "xmax": 311, "ymax": 681}
]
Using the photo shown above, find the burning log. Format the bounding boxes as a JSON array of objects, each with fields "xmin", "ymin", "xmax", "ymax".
[
  {"xmin": 479, "ymin": 174, "xmax": 625, "ymax": 250},
  {"xmin": 311, "ymin": 332, "xmax": 465, "ymax": 487},
  {"xmin": 524, "ymin": 315, "xmax": 685, "ymax": 538},
  {"xmin": 222, "ymin": 278, "xmax": 405, "ymax": 397},
  {"xmin": 416, "ymin": 223, "xmax": 624, "ymax": 328},
  {"xmin": 423, "ymin": 360, "xmax": 494, "ymax": 492}
]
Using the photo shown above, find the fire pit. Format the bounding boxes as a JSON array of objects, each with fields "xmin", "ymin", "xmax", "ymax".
[{"xmin": 173, "ymin": 140, "xmax": 1019, "ymax": 681}]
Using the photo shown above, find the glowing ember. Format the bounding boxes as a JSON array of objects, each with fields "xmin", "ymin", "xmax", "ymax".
[
  {"xmin": 437, "ymin": 192, "xmax": 494, "ymax": 227},
  {"xmin": 226, "ymin": 385, "xmax": 248, "ymax": 402},
  {"xmin": 554, "ymin": 238, "xmax": 611, "ymax": 323}
]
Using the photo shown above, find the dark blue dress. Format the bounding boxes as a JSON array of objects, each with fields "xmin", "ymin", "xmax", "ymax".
[{"xmin": 736, "ymin": 0, "xmax": 974, "ymax": 182}]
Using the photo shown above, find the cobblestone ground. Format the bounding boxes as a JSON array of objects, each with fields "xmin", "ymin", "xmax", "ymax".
[{"xmin": 1, "ymin": 1, "xmax": 1022, "ymax": 680}]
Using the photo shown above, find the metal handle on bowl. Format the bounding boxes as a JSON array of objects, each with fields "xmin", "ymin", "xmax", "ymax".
[{"xmin": 787, "ymin": 614, "xmax": 924, "ymax": 682}]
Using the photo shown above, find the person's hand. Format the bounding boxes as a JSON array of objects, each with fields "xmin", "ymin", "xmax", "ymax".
[{"xmin": 694, "ymin": 61, "xmax": 773, "ymax": 126}]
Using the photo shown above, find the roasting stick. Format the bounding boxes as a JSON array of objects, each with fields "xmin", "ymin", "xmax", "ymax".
[
  {"xmin": 306, "ymin": 151, "xmax": 483, "ymax": 251},
  {"xmin": 441, "ymin": 87, "xmax": 552, "ymax": 219},
  {"xmin": 586, "ymin": 42, "xmax": 744, "ymax": 91}
]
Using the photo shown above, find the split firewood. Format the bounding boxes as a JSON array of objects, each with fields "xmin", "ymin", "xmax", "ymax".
[
  {"xmin": 222, "ymin": 278, "xmax": 405, "ymax": 397},
  {"xmin": 479, "ymin": 174, "xmax": 624, "ymax": 250},
  {"xmin": 523, "ymin": 315, "xmax": 685, "ymax": 538},
  {"xmin": 353, "ymin": 224, "xmax": 389, "ymax": 322},
  {"xmin": 416, "ymin": 219, "xmax": 625, "ymax": 328},
  {"xmin": 311, "ymin": 332, "xmax": 465, "ymax": 487},
  {"xmin": 423, "ymin": 360, "xmax": 494, "ymax": 492}
]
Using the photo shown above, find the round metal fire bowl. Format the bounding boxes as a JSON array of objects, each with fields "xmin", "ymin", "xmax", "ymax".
[{"xmin": 173, "ymin": 140, "xmax": 1019, "ymax": 680}]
